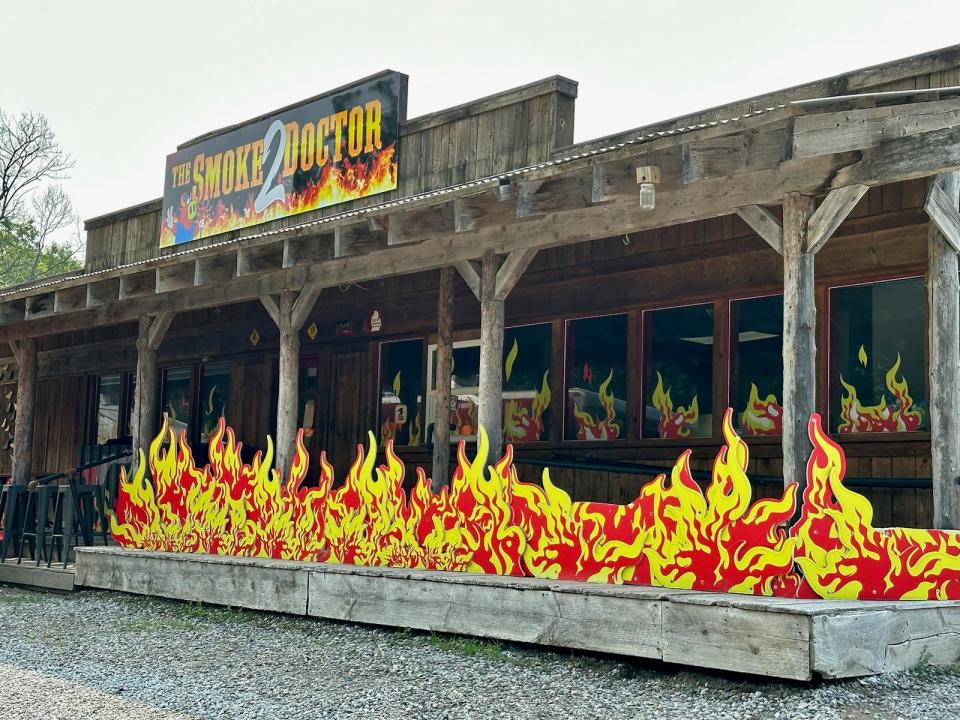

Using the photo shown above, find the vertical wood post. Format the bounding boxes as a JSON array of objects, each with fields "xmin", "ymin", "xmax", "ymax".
[
  {"xmin": 10, "ymin": 337, "xmax": 37, "ymax": 485},
  {"xmin": 928, "ymin": 171, "xmax": 960, "ymax": 530},
  {"xmin": 478, "ymin": 250, "xmax": 505, "ymax": 463},
  {"xmin": 782, "ymin": 192, "xmax": 817, "ymax": 492},
  {"xmin": 431, "ymin": 267, "xmax": 454, "ymax": 492},
  {"xmin": 276, "ymin": 290, "xmax": 300, "ymax": 475},
  {"xmin": 132, "ymin": 317, "xmax": 156, "ymax": 468},
  {"xmin": 132, "ymin": 312, "xmax": 173, "ymax": 472}
]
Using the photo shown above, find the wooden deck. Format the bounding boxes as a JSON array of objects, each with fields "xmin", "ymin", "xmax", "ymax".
[
  {"xmin": 74, "ymin": 547, "xmax": 960, "ymax": 681},
  {"xmin": 0, "ymin": 561, "xmax": 76, "ymax": 592}
]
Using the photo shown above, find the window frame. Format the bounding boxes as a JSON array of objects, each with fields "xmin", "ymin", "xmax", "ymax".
[
  {"xmin": 825, "ymin": 273, "xmax": 929, "ymax": 438},
  {"xmin": 562, "ymin": 311, "xmax": 630, "ymax": 443},
  {"xmin": 639, "ymin": 301, "xmax": 718, "ymax": 441}
]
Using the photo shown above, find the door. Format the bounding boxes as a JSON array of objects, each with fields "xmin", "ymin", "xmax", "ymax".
[{"xmin": 326, "ymin": 350, "xmax": 367, "ymax": 476}]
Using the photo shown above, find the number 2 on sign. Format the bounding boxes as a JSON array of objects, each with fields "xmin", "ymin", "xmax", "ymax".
[{"xmin": 254, "ymin": 119, "xmax": 286, "ymax": 213}]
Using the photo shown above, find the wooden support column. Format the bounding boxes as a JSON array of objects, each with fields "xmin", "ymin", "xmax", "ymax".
[
  {"xmin": 926, "ymin": 171, "xmax": 960, "ymax": 529},
  {"xmin": 782, "ymin": 193, "xmax": 817, "ymax": 492},
  {"xmin": 261, "ymin": 281, "xmax": 323, "ymax": 474},
  {"xmin": 431, "ymin": 267, "xmax": 454, "ymax": 491},
  {"xmin": 478, "ymin": 250, "xmax": 505, "ymax": 463},
  {"xmin": 276, "ymin": 290, "xmax": 299, "ymax": 476},
  {"xmin": 132, "ymin": 312, "xmax": 174, "ymax": 470},
  {"xmin": 9, "ymin": 337, "xmax": 37, "ymax": 485},
  {"xmin": 742, "ymin": 185, "xmax": 867, "ymax": 493},
  {"xmin": 458, "ymin": 247, "xmax": 538, "ymax": 465}
]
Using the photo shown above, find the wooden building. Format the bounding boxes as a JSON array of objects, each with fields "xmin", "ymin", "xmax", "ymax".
[{"xmin": 4, "ymin": 46, "xmax": 960, "ymax": 531}]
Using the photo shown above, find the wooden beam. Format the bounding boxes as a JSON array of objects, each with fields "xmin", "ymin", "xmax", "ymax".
[
  {"xmin": 259, "ymin": 294, "xmax": 280, "ymax": 326},
  {"xmin": 147, "ymin": 312, "xmax": 174, "ymax": 351},
  {"xmin": 454, "ymin": 260, "xmax": 482, "ymax": 301},
  {"xmin": 494, "ymin": 248, "xmax": 538, "ymax": 300},
  {"xmin": 782, "ymin": 192, "xmax": 817, "ymax": 495},
  {"xmin": 792, "ymin": 99, "xmax": 960, "ymax": 158},
  {"xmin": 736, "ymin": 205, "xmax": 783, "ymax": 254},
  {"xmin": 805, "ymin": 184, "xmax": 869, "ymax": 253},
  {"xmin": 290, "ymin": 282, "xmax": 323, "ymax": 331},
  {"xmin": 928, "ymin": 171, "xmax": 960, "ymax": 530},
  {"xmin": 925, "ymin": 182, "xmax": 960, "ymax": 254},
  {"xmin": 431, "ymin": 267, "xmax": 454, "ymax": 492}
]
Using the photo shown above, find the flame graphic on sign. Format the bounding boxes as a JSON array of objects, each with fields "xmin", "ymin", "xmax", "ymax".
[
  {"xmin": 160, "ymin": 146, "xmax": 397, "ymax": 247},
  {"xmin": 111, "ymin": 411, "xmax": 960, "ymax": 600}
]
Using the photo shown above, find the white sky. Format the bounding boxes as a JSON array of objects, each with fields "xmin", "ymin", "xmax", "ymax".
[{"xmin": 4, "ymin": 0, "xmax": 960, "ymax": 239}]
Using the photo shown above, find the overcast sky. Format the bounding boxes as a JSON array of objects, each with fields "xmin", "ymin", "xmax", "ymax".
[{"xmin": 4, "ymin": 0, "xmax": 960, "ymax": 239}]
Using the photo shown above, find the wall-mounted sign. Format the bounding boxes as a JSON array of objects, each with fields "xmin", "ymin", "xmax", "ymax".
[
  {"xmin": 160, "ymin": 71, "xmax": 406, "ymax": 248},
  {"xmin": 367, "ymin": 310, "xmax": 383, "ymax": 333}
]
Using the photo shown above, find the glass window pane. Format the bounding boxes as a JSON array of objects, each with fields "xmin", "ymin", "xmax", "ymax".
[
  {"xmin": 830, "ymin": 277, "xmax": 926, "ymax": 433},
  {"xmin": 162, "ymin": 366, "xmax": 193, "ymax": 439},
  {"xmin": 565, "ymin": 315, "xmax": 627, "ymax": 440},
  {"xmin": 95, "ymin": 375, "xmax": 122, "ymax": 444},
  {"xmin": 199, "ymin": 361, "xmax": 230, "ymax": 442},
  {"xmin": 503, "ymin": 324, "xmax": 552, "ymax": 443},
  {"xmin": 643, "ymin": 304, "xmax": 713, "ymax": 439},
  {"xmin": 428, "ymin": 341, "xmax": 481, "ymax": 442},
  {"xmin": 731, "ymin": 296, "xmax": 783, "ymax": 436},
  {"xmin": 379, "ymin": 339, "xmax": 424, "ymax": 446}
]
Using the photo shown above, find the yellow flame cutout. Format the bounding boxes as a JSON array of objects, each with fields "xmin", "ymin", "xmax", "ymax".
[{"xmin": 504, "ymin": 339, "xmax": 519, "ymax": 381}]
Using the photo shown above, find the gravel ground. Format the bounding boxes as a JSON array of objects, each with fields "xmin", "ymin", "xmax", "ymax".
[{"xmin": 0, "ymin": 586, "xmax": 957, "ymax": 720}]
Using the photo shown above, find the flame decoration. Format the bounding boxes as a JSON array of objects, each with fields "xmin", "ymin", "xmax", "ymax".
[
  {"xmin": 740, "ymin": 383, "xmax": 783, "ymax": 436},
  {"xmin": 112, "ymin": 411, "xmax": 960, "ymax": 601},
  {"xmin": 572, "ymin": 370, "xmax": 621, "ymax": 440},
  {"xmin": 838, "ymin": 351, "xmax": 923, "ymax": 433},
  {"xmin": 651, "ymin": 371, "xmax": 699, "ymax": 439}
]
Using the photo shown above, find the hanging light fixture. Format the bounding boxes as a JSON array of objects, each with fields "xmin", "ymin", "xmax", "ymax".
[{"xmin": 635, "ymin": 166, "xmax": 660, "ymax": 210}]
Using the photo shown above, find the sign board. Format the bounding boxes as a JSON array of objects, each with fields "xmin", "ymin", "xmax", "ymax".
[{"xmin": 160, "ymin": 71, "xmax": 406, "ymax": 248}]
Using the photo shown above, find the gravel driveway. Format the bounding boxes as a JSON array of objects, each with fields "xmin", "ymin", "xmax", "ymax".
[{"xmin": 0, "ymin": 585, "xmax": 956, "ymax": 720}]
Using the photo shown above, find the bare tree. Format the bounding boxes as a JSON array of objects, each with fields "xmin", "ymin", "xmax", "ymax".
[
  {"xmin": 0, "ymin": 110, "xmax": 81, "ymax": 286},
  {"xmin": 0, "ymin": 110, "xmax": 73, "ymax": 222}
]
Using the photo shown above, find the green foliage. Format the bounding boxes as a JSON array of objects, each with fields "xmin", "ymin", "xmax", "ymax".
[{"xmin": 0, "ymin": 216, "xmax": 81, "ymax": 288}]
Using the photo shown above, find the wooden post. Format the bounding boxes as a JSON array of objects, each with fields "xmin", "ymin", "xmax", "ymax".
[
  {"xmin": 261, "ymin": 282, "xmax": 322, "ymax": 473},
  {"xmin": 276, "ymin": 290, "xmax": 300, "ymax": 476},
  {"xmin": 132, "ymin": 313, "xmax": 173, "ymax": 471},
  {"xmin": 927, "ymin": 171, "xmax": 960, "ymax": 529},
  {"xmin": 478, "ymin": 250, "xmax": 505, "ymax": 463},
  {"xmin": 431, "ymin": 267, "xmax": 454, "ymax": 492},
  {"xmin": 9, "ymin": 337, "xmax": 37, "ymax": 485},
  {"xmin": 782, "ymin": 192, "xmax": 817, "ymax": 492}
]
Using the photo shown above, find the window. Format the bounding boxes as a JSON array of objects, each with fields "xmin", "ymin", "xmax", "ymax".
[
  {"xmin": 95, "ymin": 375, "xmax": 122, "ymax": 444},
  {"xmin": 161, "ymin": 366, "xmax": 194, "ymax": 440},
  {"xmin": 428, "ymin": 340, "xmax": 480, "ymax": 442},
  {"xmin": 643, "ymin": 304, "xmax": 713, "ymax": 439},
  {"xmin": 731, "ymin": 295, "xmax": 783, "ymax": 436},
  {"xmin": 199, "ymin": 361, "xmax": 230, "ymax": 442},
  {"xmin": 503, "ymin": 324, "xmax": 552, "ymax": 443},
  {"xmin": 427, "ymin": 324, "xmax": 554, "ymax": 444},
  {"xmin": 829, "ymin": 277, "xmax": 926, "ymax": 433},
  {"xmin": 565, "ymin": 314, "xmax": 627, "ymax": 440},
  {"xmin": 378, "ymin": 339, "xmax": 425, "ymax": 446}
]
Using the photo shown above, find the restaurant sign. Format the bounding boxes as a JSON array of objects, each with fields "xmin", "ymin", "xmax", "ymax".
[{"xmin": 160, "ymin": 71, "xmax": 405, "ymax": 247}]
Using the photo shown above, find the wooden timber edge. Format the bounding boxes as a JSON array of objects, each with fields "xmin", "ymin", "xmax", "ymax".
[
  {"xmin": 0, "ymin": 561, "xmax": 77, "ymax": 592},
  {"xmin": 75, "ymin": 547, "xmax": 960, "ymax": 681}
]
